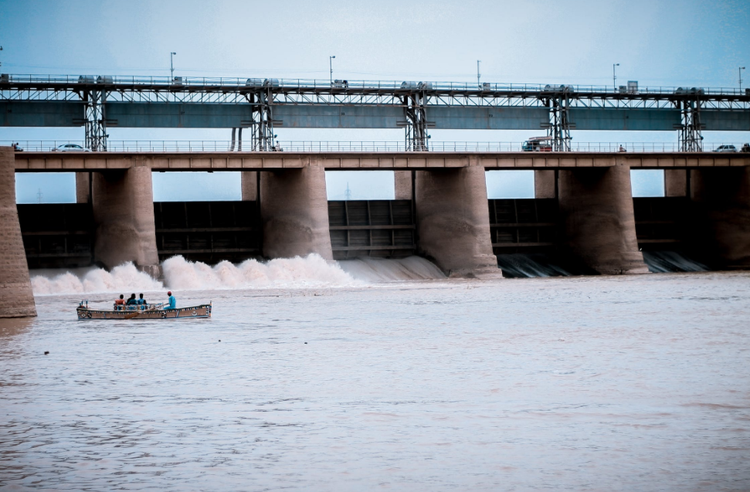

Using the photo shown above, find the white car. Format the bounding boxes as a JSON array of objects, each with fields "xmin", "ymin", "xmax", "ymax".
[
  {"xmin": 714, "ymin": 144, "xmax": 737, "ymax": 153},
  {"xmin": 52, "ymin": 143, "xmax": 90, "ymax": 152}
]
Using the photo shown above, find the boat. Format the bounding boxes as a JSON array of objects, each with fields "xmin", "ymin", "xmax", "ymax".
[{"xmin": 76, "ymin": 301, "xmax": 212, "ymax": 320}]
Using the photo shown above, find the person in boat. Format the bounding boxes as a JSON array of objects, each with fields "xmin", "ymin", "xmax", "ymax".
[
  {"xmin": 164, "ymin": 291, "xmax": 176, "ymax": 310},
  {"xmin": 138, "ymin": 293, "xmax": 147, "ymax": 310},
  {"xmin": 114, "ymin": 294, "xmax": 125, "ymax": 311},
  {"xmin": 125, "ymin": 293, "xmax": 137, "ymax": 310}
]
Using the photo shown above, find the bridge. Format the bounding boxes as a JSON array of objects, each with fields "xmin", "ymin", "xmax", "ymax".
[
  {"xmin": 3, "ymin": 146, "xmax": 750, "ymax": 319},
  {"xmin": 2, "ymin": 74, "xmax": 750, "ymax": 153}
]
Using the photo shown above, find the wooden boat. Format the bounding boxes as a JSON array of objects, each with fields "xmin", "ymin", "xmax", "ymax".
[{"xmin": 76, "ymin": 302, "xmax": 212, "ymax": 320}]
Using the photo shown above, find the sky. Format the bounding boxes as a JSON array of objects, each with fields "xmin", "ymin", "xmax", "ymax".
[{"xmin": 2, "ymin": 0, "xmax": 748, "ymax": 202}]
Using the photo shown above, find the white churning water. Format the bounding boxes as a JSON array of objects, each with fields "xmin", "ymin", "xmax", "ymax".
[
  {"xmin": 7, "ymin": 261, "xmax": 750, "ymax": 491},
  {"xmin": 28, "ymin": 255, "xmax": 446, "ymax": 296}
]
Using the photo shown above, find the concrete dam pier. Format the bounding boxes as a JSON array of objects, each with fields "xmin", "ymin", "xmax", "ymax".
[
  {"xmin": 0, "ymin": 148, "xmax": 36, "ymax": 318},
  {"xmin": 4, "ymin": 148, "xmax": 750, "ymax": 317}
]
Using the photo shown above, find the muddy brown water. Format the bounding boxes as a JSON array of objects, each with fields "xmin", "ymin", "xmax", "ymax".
[{"xmin": 2, "ymin": 272, "xmax": 750, "ymax": 491}]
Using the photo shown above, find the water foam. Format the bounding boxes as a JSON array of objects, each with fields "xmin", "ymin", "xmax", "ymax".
[
  {"xmin": 31, "ymin": 263, "xmax": 164, "ymax": 295},
  {"xmin": 161, "ymin": 254, "xmax": 361, "ymax": 290},
  {"xmin": 29, "ymin": 254, "xmax": 450, "ymax": 296},
  {"xmin": 30, "ymin": 254, "xmax": 362, "ymax": 295}
]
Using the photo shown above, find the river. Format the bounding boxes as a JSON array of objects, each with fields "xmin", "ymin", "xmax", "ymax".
[{"xmin": 1, "ymin": 257, "xmax": 749, "ymax": 491}]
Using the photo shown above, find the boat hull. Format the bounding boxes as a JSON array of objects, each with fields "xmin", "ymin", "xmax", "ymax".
[{"xmin": 76, "ymin": 304, "xmax": 212, "ymax": 320}]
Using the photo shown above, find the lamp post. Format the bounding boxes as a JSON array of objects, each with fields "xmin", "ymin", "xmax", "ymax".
[
  {"xmin": 613, "ymin": 63, "xmax": 620, "ymax": 91},
  {"xmin": 329, "ymin": 55, "xmax": 335, "ymax": 84},
  {"xmin": 170, "ymin": 52, "xmax": 176, "ymax": 80},
  {"xmin": 741, "ymin": 67, "xmax": 746, "ymax": 92},
  {"xmin": 477, "ymin": 60, "xmax": 481, "ymax": 87}
]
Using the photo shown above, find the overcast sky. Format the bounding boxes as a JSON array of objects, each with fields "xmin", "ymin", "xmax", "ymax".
[{"xmin": 2, "ymin": 0, "xmax": 748, "ymax": 202}]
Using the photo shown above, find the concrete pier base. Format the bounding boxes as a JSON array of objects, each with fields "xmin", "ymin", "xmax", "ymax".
[
  {"xmin": 665, "ymin": 169, "xmax": 688, "ymax": 197},
  {"xmin": 559, "ymin": 165, "xmax": 648, "ymax": 275},
  {"xmin": 92, "ymin": 165, "xmax": 160, "ymax": 276},
  {"xmin": 241, "ymin": 171, "xmax": 258, "ymax": 201},
  {"xmin": 76, "ymin": 172, "xmax": 91, "ymax": 203},
  {"xmin": 260, "ymin": 165, "xmax": 333, "ymax": 260},
  {"xmin": 535, "ymin": 170, "xmax": 557, "ymax": 198},
  {"xmin": 395, "ymin": 171, "xmax": 413, "ymax": 200},
  {"xmin": 0, "ymin": 148, "xmax": 36, "ymax": 318},
  {"xmin": 691, "ymin": 168, "xmax": 750, "ymax": 269},
  {"xmin": 415, "ymin": 166, "xmax": 498, "ymax": 277}
]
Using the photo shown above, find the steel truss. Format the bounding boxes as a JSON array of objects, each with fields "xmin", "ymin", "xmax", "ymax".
[
  {"xmin": 83, "ymin": 89, "xmax": 107, "ymax": 151},
  {"xmin": 247, "ymin": 90, "xmax": 276, "ymax": 151},
  {"xmin": 539, "ymin": 88, "xmax": 574, "ymax": 151},
  {"xmin": 677, "ymin": 99, "xmax": 703, "ymax": 152},
  {"xmin": 403, "ymin": 93, "xmax": 431, "ymax": 151},
  {"xmin": 4, "ymin": 79, "xmax": 748, "ymax": 110},
  {"xmin": 2, "ymin": 75, "xmax": 749, "ymax": 152}
]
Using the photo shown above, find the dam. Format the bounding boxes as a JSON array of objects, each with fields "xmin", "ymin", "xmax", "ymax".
[
  {"xmin": 2, "ymin": 73, "xmax": 749, "ymax": 317},
  {"xmin": 3, "ymin": 147, "xmax": 750, "ymax": 318}
]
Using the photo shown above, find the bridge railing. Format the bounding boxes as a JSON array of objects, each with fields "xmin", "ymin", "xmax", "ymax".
[
  {"xmin": 5, "ymin": 140, "xmax": 749, "ymax": 153},
  {"xmin": 2, "ymin": 74, "xmax": 749, "ymax": 96}
]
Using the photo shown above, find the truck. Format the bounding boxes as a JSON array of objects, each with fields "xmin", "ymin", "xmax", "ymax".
[{"xmin": 522, "ymin": 136, "xmax": 554, "ymax": 152}]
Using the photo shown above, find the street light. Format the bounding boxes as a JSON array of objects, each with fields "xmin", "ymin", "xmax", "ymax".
[
  {"xmin": 477, "ymin": 60, "xmax": 481, "ymax": 87},
  {"xmin": 170, "ymin": 52, "xmax": 176, "ymax": 80},
  {"xmin": 740, "ymin": 67, "xmax": 746, "ymax": 92},
  {"xmin": 329, "ymin": 55, "xmax": 335, "ymax": 84},
  {"xmin": 613, "ymin": 63, "xmax": 620, "ymax": 91}
]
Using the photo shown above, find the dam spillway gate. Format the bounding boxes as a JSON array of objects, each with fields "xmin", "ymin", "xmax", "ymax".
[
  {"xmin": 328, "ymin": 200, "xmax": 417, "ymax": 260},
  {"xmin": 153, "ymin": 201, "xmax": 262, "ymax": 264},
  {"xmin": 13, "ymin": 197, "xmax": 721, "ymax": 273}
]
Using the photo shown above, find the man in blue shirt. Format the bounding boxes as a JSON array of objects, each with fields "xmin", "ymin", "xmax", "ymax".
[{"xmin": 165, "ymin": 291, "xmax": 176, "ymax": 310}]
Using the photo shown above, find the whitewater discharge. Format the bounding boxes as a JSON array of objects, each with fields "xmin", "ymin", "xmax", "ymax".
[{"xmin": 29, "ymin": 254, "xmax": 446, "ymax": 296}]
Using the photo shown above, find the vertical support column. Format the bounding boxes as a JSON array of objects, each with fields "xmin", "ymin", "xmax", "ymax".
[
  {"xmin": 92, "ymin": 162, "xmax": 160, "ymax": 277},
  {"xmin": 690, "ymin": 168, "xmax": 750, "ymax": 269},
  {"xmin": 394, "ymin": 171, "xmax": 412, "ymax": 200},
  {"xmin": 76, "ymin": 172, "xmax": 91, "ymax": 203},
  {"xmin": 558, "ymin": 162, "xmax": 648, "ymax": 275},
  {"xmin": 415, "ymin": 164, "xmax": 498, "ymax": 277},
  {"xmin": 665, "ymin": 169, "xmax": 688, "ymax": 197},
  {"xmin": 241, "ymin": 172, "xmax": 257, "ymax": 201},
  {"xmin": 260, "ymin": 163, "xmax": 333, "ymax": 260},
  {"xmin": 534, "ymin": 170, "xmax": 557, "ymax": 198},
  {"xmin": 0, "ymin": 148, "xmax": 36, "ymax": 317}
]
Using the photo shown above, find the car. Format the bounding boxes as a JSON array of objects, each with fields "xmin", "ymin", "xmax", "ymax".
[
  {"xmin": 52, "ymin": 143, "xmax": 89, "ymax": 152},
  {"xmin": 714, "ymin": 144, "xmax": 737, "ymax": 153}
]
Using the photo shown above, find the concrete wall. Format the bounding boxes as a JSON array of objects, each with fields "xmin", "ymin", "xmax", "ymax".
[
  {"xmin": 92, "ymin": 165, "xmax": 161, "ymax": 277},
  {"xmin": 260, "ymin": 164, "xmax": 333, "ymax": 260},
  {"xmin": 76, "ymin": 172, "xmax": 91, "ymax": 203},
  {"xmin": 559, "ymin": 164, "xmax": 648, "ymax": 275},
  {"xmin": 0, "ymin": 148, "xmax": 36, "ymax": 318},
  {"xmin": 241, "ymin": 171, "xmax": 257, "ymax": 201},
  {"xmin": 535, "ymin": 170, "xmax": 557, "ymax": 198},
  {"xmin": 415, "ymin": 166, "xmax": 498, "ymax": 277},
  {"xmin": 395, "ymin": 171, "xmax": 413, "ymax": 200},
  {"xmin": 691, "ymin": 168, "xmax": 750, "ymax": 269},
  {"xmin": 665, "ymin": 169, "xmax": 688, "ymax": 197}
]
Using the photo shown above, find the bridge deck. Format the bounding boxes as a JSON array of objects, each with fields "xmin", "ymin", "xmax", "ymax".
[{"xmin": 13, "ymin": 151, "xmax": 750, "ymax": 171}]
